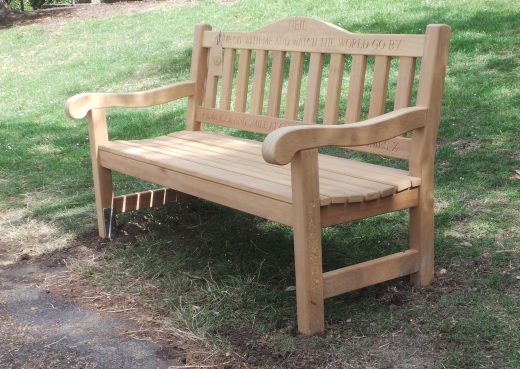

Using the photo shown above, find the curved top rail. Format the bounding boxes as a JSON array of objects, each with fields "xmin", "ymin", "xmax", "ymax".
[{"xmin": 202, "ymin": 17, "xmax": 425, "ymax": 57}]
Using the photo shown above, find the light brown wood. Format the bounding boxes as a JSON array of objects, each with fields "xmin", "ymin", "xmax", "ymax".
[
  {"xmin": 250, "ymin": 50, "xmax": 268, "ymax": 115},
  {"xmin": 100, "ymin": 150, "xmax": 293, "ymax": 226},
  {"xmin": 345, "ymin": 54, "xmax": 367, "ymax": 123},
  {"xmin": 320, "ymin": 188, "xmax": 418, "ymax": 227},
  {"xmin": 197, "ymin": 106, "xmax": 309, "ymax": 134},
  {"xmin": 267, "ymin": 51, "xmax": 286, "ymax": 117},
  {"xmin": 285, "ymin": 51, "xmax": 304, "ymax": 120},
  {"xmin": 202, "ymin": 17, "xmax": 425, "ymax": 57},
  {"xmin": 66, "ymin": 18, "xmax": 451, "ymax": 336},
  {"xmin": 263, "ymin": 107, "xmax": 427, "ymax": 165},
  {"xmin": 349, "ymin": 136, "xmax": 411, "ymax": 160},
  {"xmin": 219, "ymin": 48, "xmax": 236, "ymax": 110},
  {"xmin": 131, "ymin": 136, "xmax": 399, "ymax": 204},
  {"xmin": 113, "ymin": 188, "xmax": 183, "ymax": 213},
  {"xmin": 303, "ymin": 53, "xmax": 324, "ymax": 123},
  {"xmin": 291, "ymin": 149, "xmax": 325, "ymax": 334},
  {"xmin": 368, "ymin": 55, "xmax": 391, "ymax": 118},
  {"xmin": 186, "ymin": 24, "xmax": 212, "ymax": 131},
  {"xmin": 65, "ymin": 82, "xmax": 196, "ymax": 120},
  {"xmin": 323, "ymin": 54, "xmax": 345, "ymax": 124},
  {"xmin": 170, "ymin": 130, "xmax": 420, "ymax": 190},
  {"xmin": 409, "ymin": 24, "xmax": 451, "ymax": 287},
  {"xmin": 394, "ymin": 57, "xmax": 416, "ymax": 110},
  {"xmin": 87, "ymin": 109, "xmax": 113, "ymax": 238},
  {"xmin": 235, "ymin": 49, "xmax": 252, "ymax": 112},
  {"xmin": 323, "ymin": 250, "xmax": 420, "ymax": 298}
]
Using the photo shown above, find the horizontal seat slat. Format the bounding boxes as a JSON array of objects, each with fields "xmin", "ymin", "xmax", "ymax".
[
  {"xmin": 99, "ymin": 131, "xmax": 418, "ymax": 208},
  {"xmin": 154, "ymin": 135, "xmax": 397, "ymax": 198},
  {"xmin": 100, "ymin": 141, "xmax": 300, "ymax": 204},
  {"xmin": 171, "ymin": 131, "xmax": 421, "ymax": 189},
  {"xmin": 121, "ymin": 139, "xmax": 363, "ymax": 204},
  {"xmin": 138, "ymin": 137, "xmax": 386, "ymax": 203}
]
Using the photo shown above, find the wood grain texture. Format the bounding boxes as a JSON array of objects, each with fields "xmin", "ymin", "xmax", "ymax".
[
  {"xmin": 186, "ymin": 24, "xmax": 212, "ymax": 131},
  {"xmin": 285, "ymin": 51, "xmax": 305, "ymax": 120},
  {"xmin": 66, "ymin": 82, "xmax": 196, "ymax": 120},
  {"xmin": 250, "ymin": 50, "xmax": 268, "ymax": 115},
  {"xmin": 323, "ymin": 250, "xmax": 420, "ymax": 298},
  {"xmin": 291, "ymin": 149, "xmax": 325, "ymax": 335},
  {"xmin": 86, "ymin": 109, "xmax": 113, "ymax": 238},
  {"xmin": 263, "ymin": 107, "xmax": 427, "ymax": 165},
  {"xmin": 303, "ymin": 53, "xmax": 324, "ymax": 123},
  {"xmin": 235, "ymin": 49, "xmax": 252, "ymax": 112},
  {"xmin": 345, "ymin": 54, "xmax": 367, "ymax": 123},
  {"xmin": 323, "ymin": 54, "xmax": 345, "ymax": 124},
  {"xmin": 267, "ymin": 51, "xmax": 286, "ymax": 117},
  {"xmin": 219, "ymin": 48, "xmax": 236, "ymax": 110}
]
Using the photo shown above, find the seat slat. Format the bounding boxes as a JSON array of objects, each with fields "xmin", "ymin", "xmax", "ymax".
[
  {"xmin": 267, "ymin": 51, "xmax": 286, "ymax": 117},
  {"xmin": 324, "ymin": 54, "xmax": 345, "ymax": 125},
  {"xmin": 285, "ymin": 51, "xmax": 305, "ymax": 120},
  {"xmin": 170, "ymin": 131, "xmax": 420, "ymax": 189},
  {"xmin": 132, "ymin": 139, "xmax": 371, "ymax": 203},
  {"xmin": 368, "ymin": 55, "xmax": 391, "ymax": 118},
  {"xmin": 156, "ymin": 135, "xmax": 396, "ymax": 198},
  {"xmin": 146, "ymin": 137, "xmax": 392, "ymax": 202},
  {"xmin": 303, "ymin": 53, "xmax": 324, "ymax": 123},
  {"xmin": 235, "ymin": 49, "xmax": 251, "ymax": 112},
  {"xmin": 250, "ymin": 50, "xmax": 268, "ymax": 115},
  {"xmin": 345, "ymin": 54, "xmax": 367, "ymax": 123},
  {"xmin": 100, "ymin": 141, "xmax": 301, "ymax": 204},
  {"xmin": 219, "ymin": 48, "xmax": 236, "ymax": 110}
]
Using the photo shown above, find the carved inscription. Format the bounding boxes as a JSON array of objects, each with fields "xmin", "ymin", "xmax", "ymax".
[
  {"xmin": 221, "ymin": 34, "xmax": 403, "ymax": 52},
  {"xmin": 368, "ymin": 139, "xmax": 401, "ymax": 152},
  {"xmin": 197, "ymin": 108, "xmax": 302, "ymax": 133},
  {"xmin": 288, "ymin": 19, "xmax": 306, "ymax": 31}
]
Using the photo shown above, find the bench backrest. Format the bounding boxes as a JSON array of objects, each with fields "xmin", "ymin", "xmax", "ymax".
[{"xmin": 185, "ymin": 17, "xmax": 450, "ymax": 166}]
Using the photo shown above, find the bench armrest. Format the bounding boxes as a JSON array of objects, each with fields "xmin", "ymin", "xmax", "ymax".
[
  {"xmin": 65, "ymin": 81, "xmax": 196, "ymax": 120},
  {"xmin": 262, "ymin": 107, "xmax": 427, "ymax": 165}
]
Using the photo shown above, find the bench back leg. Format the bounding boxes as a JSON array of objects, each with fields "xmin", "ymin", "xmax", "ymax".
[
  {"xmin": 291, "ymin": 149, "xmax": 325, "ymax": 335},
  {"xmin": 87, "ymin": 109, "xmax": 114, "ymax": 238},
  {"xmin": 409, "ymin": 183, "xmax": 434, "ymax": 286}
]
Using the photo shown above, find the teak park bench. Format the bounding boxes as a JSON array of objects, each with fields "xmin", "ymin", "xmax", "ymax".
[{"xmin": 65, "ymin": 17, "xmax": 451, "ymax": 335}]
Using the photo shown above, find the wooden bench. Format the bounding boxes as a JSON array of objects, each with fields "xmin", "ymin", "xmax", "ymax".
[{"xmin": 65, "ymin": 17, "xmax": 451, "ymax": 335}]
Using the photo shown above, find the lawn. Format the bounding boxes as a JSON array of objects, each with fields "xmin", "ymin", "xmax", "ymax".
[{"xmin": 1, "ymin": 0, "xmax": 519, "ymax": 368}]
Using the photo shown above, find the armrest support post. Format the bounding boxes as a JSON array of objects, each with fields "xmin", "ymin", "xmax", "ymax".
[{"xmin": 86, "ymin": 108, "xmax": 114, "ymax": 238}]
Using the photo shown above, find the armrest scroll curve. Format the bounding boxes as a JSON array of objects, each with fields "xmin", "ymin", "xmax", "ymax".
[
  {"xmin": 262, "ymin": 107, "xmax": 427, "ymax": 165},
  {"xmin": 65, "ymin": 81, "xmax": 196, "ymax": 120}
]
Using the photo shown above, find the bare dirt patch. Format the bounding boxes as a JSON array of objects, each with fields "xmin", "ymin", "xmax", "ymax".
[{"xmin": 0, "ymin": 1, "xmax": 194, "ymax": 30}]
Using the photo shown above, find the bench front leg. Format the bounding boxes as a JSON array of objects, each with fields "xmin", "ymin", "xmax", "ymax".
[
  {"xmin": 87, "ymin": 108, "xmax": 114, "ymax": 238},
  {"xmin": 291, "ymin": 149, "xmax": 325, "ymax": 335}
]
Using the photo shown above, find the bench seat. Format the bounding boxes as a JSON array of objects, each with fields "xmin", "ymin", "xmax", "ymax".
[{"xmin": 99, "ymin": 130, "xmax": 421, "ymax": 208}]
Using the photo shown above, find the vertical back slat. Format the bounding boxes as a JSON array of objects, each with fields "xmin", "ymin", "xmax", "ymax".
[
  {"xmin": 235, "ymin": 49, "xmax": 252, "ymax": 112},
  {"xmin": 250, "ymin": 50, "xmax": 268, "ymax": 115},
  {"xmin": 368, "ymin": 55, "xmax": 391, "ymax": 118},
  {"xmin": 323, "ymin": 54, "xmax": 345, "ymax": 124},
  {"xmin": 267, "ymin": 51, "xmax": 287, "ymax": 117},
  {"xmin": 303, "ymin": 53, "xmax": 324, "ymax": 123},
  {"xmin": 219, "ymin": 48, "xmax": 236, "ymax": 110},
  {"xmin": 285, "ymin": 52, "xmax": 305, "ymax": 120},
  {"xmin": 394, "ymin": 57, "xmax": 416, "ymax": 109},
  {"xmin": 345, "ymin": 55, "xmax": 367, "ymax": 123},
  {"xmin": 204, "ymin": 72, "xmax": 218, "ymax": 108}
]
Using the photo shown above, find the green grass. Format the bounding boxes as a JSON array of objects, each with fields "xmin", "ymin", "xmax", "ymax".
[{"xmin": 1, "ymin": 0, "xmax": 519, "ymax": 368}]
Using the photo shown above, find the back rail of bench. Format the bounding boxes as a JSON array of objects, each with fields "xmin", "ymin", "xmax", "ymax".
[{"xmin": 197, "ymin": 17, "xmax": 427, "ymax": 160}]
